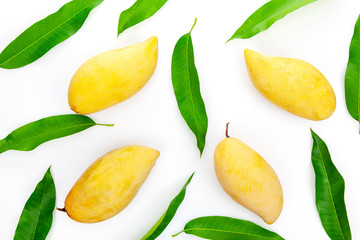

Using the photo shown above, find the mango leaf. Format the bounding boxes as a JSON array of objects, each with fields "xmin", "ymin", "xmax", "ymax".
[
  {"xmin": 0, "ymin": 0, "xmax": 103, "ymax": 69},
  {"xmin": 173, "ymin": 216, "xmax": 284, "ymax": 240},
  {"xmin": 141, "ymin": 173, "xmax": 194, "ymax": 240},
  {"xmin": 14, "ymin": 167, "xmax": 56, "ymax": 240},
  {"xmin": 118, "ymin": 0, "xmax": 168, "ymax": 36},
  {"xmin": 0, "ymin": 114, "xmax": 113, "ymax": 154},
  {"xmin": 311, "ymin": 130, "xmax": 351, "ymax": 240},
  {"xmin": 345, "ymin": 15, "xmax": 360, "ymax": 132},
  {"xmin": 228, "ymin": 0, "xmax": 318, "ymax": 41},
  {"xmin": 171, "ymin": 19, "xmax": 208, "ymax": 155}
]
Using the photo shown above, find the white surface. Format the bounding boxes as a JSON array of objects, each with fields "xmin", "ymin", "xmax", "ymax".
[{"xmin": 0, "ymin": 0, "xmax": 359, "ymax": 239}]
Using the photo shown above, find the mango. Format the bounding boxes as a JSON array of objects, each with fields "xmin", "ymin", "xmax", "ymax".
[
  {"xmin": 214, "ymin": 124, "xmax": 283, "ymax": 224},
  {"xmin": 68, "ymin": 37, "xmax": 158, "ymax": 114},
  {"xmin": 244, "ymin": 49, "xmax": 336, "ymax": 121},
  {"xmin": 61, "ymin": 145, "xmax": 159, "ymax": 223}
]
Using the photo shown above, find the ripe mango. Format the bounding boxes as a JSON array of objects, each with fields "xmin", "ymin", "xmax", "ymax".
[
  {"xmin": 68, "ymin": 37, "xmax": 158, "ymax": 114},
  {"xmin": 62, "ymin": 145, "xmax": 159, "ymax": 223},
  {"xmin": 214, "ymin": 125, "xmax": 283, "ymax": 224},
  {"xmin": 244, "ymin": 49, "xmax": 336, "ymax": 121}
]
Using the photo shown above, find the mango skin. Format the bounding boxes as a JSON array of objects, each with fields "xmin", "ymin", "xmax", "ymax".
[
  {"xmin": 214, "ymin": 137, "xmax": 283, "ymax": 224},
  {"xmin": 64, "ymin": 146, "xmax": 159, "ymax": 223},
  {"xmin": 68, "ymin": 37, "xmax": 158, "ymax": 114},
  {"xmin": 244, "ymin": 49, "xmax": 336, "ymax": 121}
]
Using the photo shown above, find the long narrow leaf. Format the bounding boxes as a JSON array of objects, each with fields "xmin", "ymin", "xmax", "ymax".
[
  {"xmin": 173, "ymin": 216, "xmax": 284, "ymax": 240},
  {"xmin": 118, "ymin": 0, "xmax": 168, "ymax": 36},
  {"xmin": 0, "ymin": 114, "xmax": 113, "ymax": 154},
  {"xmin": 14, "ymin": 167, "xmax": 56, "ymax": 240},
  {"xmin": 0, "ymin": 0, "xmax": 103, "ymax": 69},
  {"xmin": 345, "ymin": 15, "xmax": 360, "ymax": 132},
  {"xmin": 171, "ymin": 19, "xmax": 208, "ymax": 155},
  {"xmin": 228, "ymin": 0, "xmax": 318, "ymax": 41},
  {"xmin": 311, "ymin": 130, "xmax": 351, "ymax": 240},
  {"xmin": 141, "ymin": 173, "xmax": 194, "ymax": 240}
]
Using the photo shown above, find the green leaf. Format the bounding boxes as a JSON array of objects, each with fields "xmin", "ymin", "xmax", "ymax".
[
  {"xmin": 141, "ymin": 173, "xmax": 194, "ymax": 240},
  {"xmin": 14, "ymin": 167, "xmax": 56, "ymax": 240},
  {"xmin": 228, "ymin": 0, "xmax": 318, "ymax": 41},
  {"xmin": 171, "ymin": 19, "xmax": 208, "ymax": 155},
  {"xmin": 118, "ymin": 0, "xmax": 168, "ymax": 36},
  {"xmin": 173, "ymin": 216, "xmax": 284, "ymax": 240},
  {"xmin": 0, "ymin": 0, "xmax": 103, "ymax": 69},
  {"xmin": 345, "ymin": 15, "xmax": 360, "ymax": 131},
  {"xmin": 311, "ymin": 130, "xmax": 351, "ymax": 240},
  {"xmin": 0, "ymin": 114, "xmax": 113, "ymax": 154}
]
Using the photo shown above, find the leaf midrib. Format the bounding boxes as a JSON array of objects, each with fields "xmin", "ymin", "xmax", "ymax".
[
  {"xmin": 4, "ymin": 122, "xmax": 95, "ymax": 150},
  {"xmin": 31, "ymin": 176, "xmax": 49, "ymax": 240},
  {"xmin": 357, "ymin": 22, "xmax": 360, "ymax": 123},
  {"xmin": 314, "ymin": 137, "xmax": 346, "ymax": 240},
  {"xmin": 185, "ymin": 227, "xmax": 277, "ymax": 239},
  {"xmin": 184, "ymin": 33, "xmax": 200, "ymax": 139},
  {"xmin": 0, "ymin": 0, "xmax": 99, "ymax": 66}
]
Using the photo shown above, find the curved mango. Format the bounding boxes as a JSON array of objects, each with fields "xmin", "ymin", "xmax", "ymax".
[
  {"xmin": 214, "ymin": 125, "xmax": 283, "ymax": 224},
  {"xmin": 68, "ymin": 37, "xmax": 158, "ymax": 114},
  {"xmin": 62, "ymin": 145, "xmax": 159, "ymax": 223},
  {"xmin": 244, "ymin": 49, "xmax": 336, "ymax": 120}
]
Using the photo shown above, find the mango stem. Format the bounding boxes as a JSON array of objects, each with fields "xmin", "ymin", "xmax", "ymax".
[
  {"xmin": 225, "ymin": 122, "xmax": 230, "ymax": 138},
  {"xmin": 56, "ymin": 207, "xmax": 67, "ymax": 213}
]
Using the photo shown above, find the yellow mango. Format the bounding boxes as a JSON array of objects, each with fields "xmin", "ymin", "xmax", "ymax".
[
  {"xmin": 68, "ymin": 37, "xmax": 158, "ymax": 114},
  {"xmin": 61, "ymin": 145, "xmax": 159, "ymax": 223},
  {"xmin": 214, "ymin": 124, "xmax": 283, "ymax": 224},
  {"xmin": 244, "ymin": 49, "xmax": 336, "ymax": 121}
]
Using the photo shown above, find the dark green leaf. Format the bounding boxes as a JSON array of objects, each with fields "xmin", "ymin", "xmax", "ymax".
[
  {"xmin": 311, "ymin": 130, "xmax": 351, "ymax": 240},
  {"xmin": 14, "ymin": 167, "xmax": 56, "ymax": 240},
  {"xmin": 171, "ymin": 19, "xmax": 208, "ymax": 155},
  {"xmin": 141, "ymin": 173, "xmax": 194, "ymax": 240},
  {"xmin": 0, "ymin": 114, "xmax": 113, "ymax": 154},
  {"xmin": 173, "ymin": 216, "xmax": 284, "ymax": 240},
  {"xmin": 118, "ymin": 0, "xmax": 168, "ymax": 36},
  {"xmin": 228, "ymin": 0, "xmax": 318, "ymax": 41},
  {"xmin": 345, "ymin": 15, "xmax": 360, "ymax": 131},
  {"xmin": 0, "ymin": 0, "xmax": 103, "ymax": 69}
]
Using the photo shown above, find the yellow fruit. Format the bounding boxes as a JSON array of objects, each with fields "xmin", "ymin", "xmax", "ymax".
[
  {"xmin": 68, "ymin": 37, "xmax": 158, "ymax": 114},
  {"xmin": 62, "ymin": 145, "xmax": 159, "ymax": 223},
  {"xmin": 244, "ymin": 49, "xmax": 336, "ymax": 121},
  {"xmin": 214, "ymin": 124, "xmax": 283, "ymax": 224}
]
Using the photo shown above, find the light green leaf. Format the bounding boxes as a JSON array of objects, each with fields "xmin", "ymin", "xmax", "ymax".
[
  {"xmin": 0, "ymin": 0, "xmax": 103, "ymax": 69},
  {"xmin": 228, "ymin": 0, "xmax": 318, "ymax": 41},
  {"xmin": 345, "ymin": 15, "xmax": 360, "ymax": 132},
  {"xmin": 118, "ymin": 0, "xmax": 168, "ymax": 36},
  {"xmin": 171, "ymin": 19, "xmax": 208, "ymax": 155},
  {"xmin": 173, "ymin": 216, "xmax": 284, "ymax": 240},
  {"xmin": 0, "ymin": 114, "xmax": 113, "ymax": 154},
  {"xmin": 14, "ymin": 167, "xmax": 56, "ymax": 240},
  {"xmin": 141, "ymin": 173, "xmax": 194, "ymax": 240},
  {"xmin": 311, "ymin": 130, "xmax": 351, "ymax": 240}
]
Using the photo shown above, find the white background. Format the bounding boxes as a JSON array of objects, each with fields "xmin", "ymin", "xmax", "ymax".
[{"xmin": 0, "ymin": 0, "xmax": 359, "ymax": 239}]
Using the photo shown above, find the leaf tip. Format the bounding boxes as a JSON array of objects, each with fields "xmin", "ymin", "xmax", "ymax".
[
  {"xmin": 117, "ymin": 27, "xmax": 124, "ymax": 37},
  {"xmin": 225, "ymin": 36, "xmax": 233, "ymax": 43},
  {"xmin": 310, "ymin": 128, "xmax": 318, "ymax": 139},
  {"xmin": 188, "ymin": 172, "xmax": 195, "ymax": 182},
  {"xmin": 46, "ymin": 166, "xmax": 52, "ymax": 174}
]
